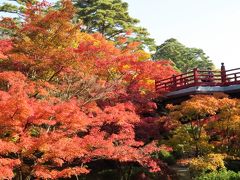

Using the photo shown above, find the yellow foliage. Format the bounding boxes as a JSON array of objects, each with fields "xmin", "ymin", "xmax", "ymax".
[
  {"xmin": 167, "ymin": 94, "xmax": 240, "ymax": 158},
  {"xmin": 189, "ymin": 153, "xmax": 226, "ymax": 175},
  {"xmin": 146, "ymin": 79, "xmax": 155, "ymax": 85},
  {"xmin": 168, "ymin": 95, "xmax": 223, "ymax": 122},
  {"xmin": 181, "ymin": 95, "xmax": 219, "ymax": 119},
  {"xmin": 165, "ymin": 125, "xmax": 213, "ymax": 157},
  {"xmin": 136, "ymin": 50, "xmax": 151, "ymax": 61},
  {"xmin": 122, "ymin": 65, "xmax": 131, "ymax": 69}
]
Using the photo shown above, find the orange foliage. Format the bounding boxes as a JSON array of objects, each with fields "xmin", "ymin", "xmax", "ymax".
[{"xmin": 0, "ymin": 0, "xmax": 176, "ymax": 178}]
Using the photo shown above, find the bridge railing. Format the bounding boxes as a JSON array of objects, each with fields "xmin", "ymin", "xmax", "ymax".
[
  {"xmin": 155, "ymin": 63, "xmax": 240, "ymax": 93},
  {"xmin": 225, "ymin": 68, "xmax": 240, "ymax": 85}
]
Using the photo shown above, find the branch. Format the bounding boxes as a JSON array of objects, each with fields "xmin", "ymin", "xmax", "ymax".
[
  {"xmin": 106, "ymin": 29, "xmax": 125, "ymax": 40},
  {"xmin": 48, "ymin": 66, "xmax": 64, "ymax": 82}
]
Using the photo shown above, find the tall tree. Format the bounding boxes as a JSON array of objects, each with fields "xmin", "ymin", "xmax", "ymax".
[
  {"xmin": 72, "ymin": 0, "xmax": 156, "ymax": 51},
  {"xmin": 153, "ymin": 38, "xmax": 214, "ymax": 72},
  {"xmin": 0, "ymin": 0, "xmax": 37, "ymax": 16}
]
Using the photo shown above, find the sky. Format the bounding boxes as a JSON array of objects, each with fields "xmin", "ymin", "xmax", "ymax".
[
  {"xmin": 124, "ymin": 0, "xmax": 240, "ymax": 69},
  {"xmin": 1, "ymin": 0, "xmax": 240, "ymax": 69}
]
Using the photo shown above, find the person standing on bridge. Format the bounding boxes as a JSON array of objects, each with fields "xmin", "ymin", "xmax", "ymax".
[{"xmin": 202, "ymin": 68, "xmax": 214, "ymax": 82}]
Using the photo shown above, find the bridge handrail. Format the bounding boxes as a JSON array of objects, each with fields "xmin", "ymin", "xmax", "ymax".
[
  {"xmin": 156, "ymin": 71, "xmax": 193, "ymax": 82},
  {"xmin": 198, "ymin": 70, "xmax": 221, "ymax": 73},
  {"xmin": 155, "ymin": 74, "xmax": 195, "ymax": 86},
  {"xmin": 225, "ymin": 67, "xmax": 240, "ymax": 72}
]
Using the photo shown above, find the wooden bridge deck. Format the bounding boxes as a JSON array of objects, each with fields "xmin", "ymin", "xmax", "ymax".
[{"xmin": 155, "ymin": 63, "xmax": 240, "ymax": 99}]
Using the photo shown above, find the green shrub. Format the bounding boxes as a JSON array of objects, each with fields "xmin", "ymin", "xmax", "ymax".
[
  {"xmin": 157, "ymin": 149, "xmax": 176, "ymax": 165},
  {"xmin": 195, "ymin": 170, "xmax": 240, "ymax": 180}
]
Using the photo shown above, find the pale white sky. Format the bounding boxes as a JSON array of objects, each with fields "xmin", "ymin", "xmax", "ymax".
[{"xmin": 124, "ymin": 0, "xmax": 240, "ymax": 69}]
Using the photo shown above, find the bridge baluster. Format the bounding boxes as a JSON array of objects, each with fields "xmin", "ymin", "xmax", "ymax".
[
  {"xmin": 193, "ymin": 68, "xmax": 199, "ymax": 85},
  {"xmin": 172, "ymin": 75, "xmax": 177, "ymax": 90}
]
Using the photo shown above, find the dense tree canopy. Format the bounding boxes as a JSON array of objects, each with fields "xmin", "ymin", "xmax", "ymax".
[
  {"xmin": 153, "ymin": 38, "xmax": 214, "ymax": 72},
  {"xmin": 0, "ymin": 1, "xmax": 176, "ymax": 179},
  {"xmin": 1, "ymin": 0, "xmax": 156, "ymax": 51},
  {"xmin": 161, "ymin": 94, "xmax": 240, "ymax": 177},
  {"xmin": 72, "ymin": 0, "xmax": 156, "ymax": 51}
]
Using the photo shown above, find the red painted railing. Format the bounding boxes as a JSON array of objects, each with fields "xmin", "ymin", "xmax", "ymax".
[{"xmin": 155, "ymin": 63, "xmax": 240, "ymax": 93}]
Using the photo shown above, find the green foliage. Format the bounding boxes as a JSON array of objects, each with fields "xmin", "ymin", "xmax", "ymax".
[
  {"xmin": 195, "ymin": 170, "xmax": 240, "ymax": 180},
  {"xmin": 0, "ymin": 0, "xmax": 37, "ymax": 16},
  {"xmin": 29, "ymin": 126, "xmax": 40, "ymax": 137},
  {"xmin": 156, "ymin": 149, "xmax": 176, "ymax": 165},
  {"xmin": 73, "ymin": 0, "xmax": 155, "ymax": 51},
  {"xmin": 153, "ymin": 38, "xmax": 214, "ymax": 72}
]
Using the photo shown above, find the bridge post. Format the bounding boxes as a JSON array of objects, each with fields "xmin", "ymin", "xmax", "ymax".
[
  {"xmin": 172, "ymin": 75, "xmax": 177, "ymax": 90},
  {"xmin": 221, "ymin": 63, "xmax": 226, "ymax": 84},
  {"xmin": 193, "ymin": 68, "xmax": 199, "ymax": 85}
]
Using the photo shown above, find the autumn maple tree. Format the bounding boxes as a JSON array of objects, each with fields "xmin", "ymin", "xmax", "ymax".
[
  {"xmin": 0, "ymin": 0, "xmax": 176, "ymax": 179},
  {"xmin": 160, "ymin": 94, "xmax": 240, "ymax": 177}
]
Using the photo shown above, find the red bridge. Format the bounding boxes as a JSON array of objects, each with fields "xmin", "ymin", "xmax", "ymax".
[{"xmin": 155, "ymin": 63, "xmax": 240, "ymax": 99}]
